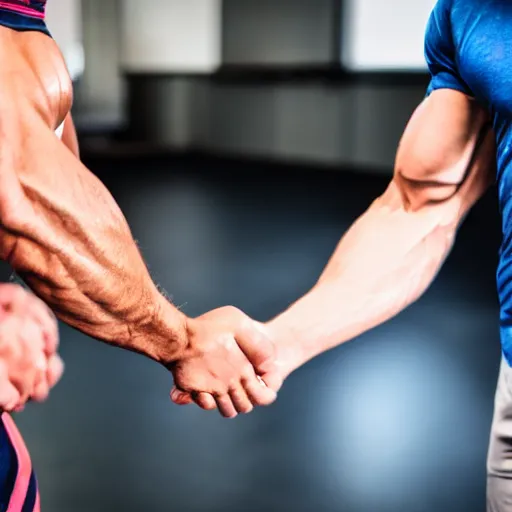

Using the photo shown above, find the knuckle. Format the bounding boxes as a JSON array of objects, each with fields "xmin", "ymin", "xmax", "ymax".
[
  {"xmin": 173, "ymin": 373, "xmax": 198, "ymax": 394},
  {"xmin": 212, "ymin": 390, "xmax": 228, "ymax": 401},
  {"xmin": 197, "ymin": 394, "xmax": 216, "ymax": 410},
  {"xmin": 217, "ymin": 382, "xmax": 230, "ymax": 395},
  {"xmin": 221, "ymin": 305, "xmax": 243, "ymax": 320},
  {"xmin": 173, "ymin": 379, "xmax": 192, "ymax": 393},
  {"xmin": 227, "ymin": 377, "xmax": 239, "ymax": 391}
]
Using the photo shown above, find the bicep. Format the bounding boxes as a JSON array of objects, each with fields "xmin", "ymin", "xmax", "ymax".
[{"xmin": 393, "ymin": 89, "xmax": 494, "ymax": 215}]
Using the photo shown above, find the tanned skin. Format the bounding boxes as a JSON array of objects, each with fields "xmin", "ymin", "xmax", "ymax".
[{"xmin": 0, "ymin": 27, "xmax": 281, "ymax": 419}]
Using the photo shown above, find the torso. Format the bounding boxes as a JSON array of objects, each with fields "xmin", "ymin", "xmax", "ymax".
[{"xmin": 448, "ymin": 0, "xmax": 512, "ymax": 342}]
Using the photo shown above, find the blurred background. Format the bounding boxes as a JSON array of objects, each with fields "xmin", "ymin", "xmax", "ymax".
[{"xmin": 11, "ymin": 1, "xmax": 503, "ymax": 511}]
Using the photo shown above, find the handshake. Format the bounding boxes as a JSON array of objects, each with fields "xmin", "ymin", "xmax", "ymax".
[
  {"xmin": 167, "ymin": 305, "xmax": 298, "ymax": 418},
  {"xmin": 0, "ymin": 284, "xmax": 301, "ymax": 419}
]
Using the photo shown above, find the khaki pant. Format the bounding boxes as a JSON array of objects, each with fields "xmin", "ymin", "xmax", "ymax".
[{"xmin": 487, "ymin": 358, "xmax": 512, "ymax": 511}]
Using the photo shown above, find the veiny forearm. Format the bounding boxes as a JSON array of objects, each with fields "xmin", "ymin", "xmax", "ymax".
[
  {"xmin": 268, "ymin": 181, "xmax": 458, "ymax": 374},
  {"xmin": 267, "ymin": 92, "xmax": 494, "ymax": 377},
  {"xmin": 0, "ymin": 112, "xmax": 186, "ymax": 362}
]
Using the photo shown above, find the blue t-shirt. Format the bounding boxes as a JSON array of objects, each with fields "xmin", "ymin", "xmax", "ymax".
[{"xmin": 425, "ymin": 0, "xmax": 512, "ymax": 364}]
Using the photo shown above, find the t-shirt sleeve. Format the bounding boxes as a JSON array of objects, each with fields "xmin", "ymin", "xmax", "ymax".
[{"xmin": 424, "ymin": 0, "xmax": 472, "ymax": 96}]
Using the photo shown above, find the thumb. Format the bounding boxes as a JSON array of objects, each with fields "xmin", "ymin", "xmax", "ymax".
[
  {"xmin": 259, "ymin": 371, "xmax": 284, "ymax": 394},
  {"xmin": 235, "ymin": 320, "xmax": 276, "ymax": 373},
  {"xmin": 170, "ymin": 386, "xmax": 194, "ymax": 405}
]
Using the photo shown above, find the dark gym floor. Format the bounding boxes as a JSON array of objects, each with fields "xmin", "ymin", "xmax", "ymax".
[{"xmin": 11, "ymin": 156, "xmax": 503, "ymax": 511}]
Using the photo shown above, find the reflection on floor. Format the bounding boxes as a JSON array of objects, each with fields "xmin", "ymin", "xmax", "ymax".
[{"xmin": 13, "ymin": 156, "xmax": 503, "ymax": 512}]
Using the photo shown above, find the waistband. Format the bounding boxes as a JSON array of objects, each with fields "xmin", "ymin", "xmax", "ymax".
[
  {"xmin": 0, "ymin": 8, "xmax": 49, "ymax": 36},
  {"xmin": 0, "ymin": 1, "xmax": 45, "ymax": 19}
]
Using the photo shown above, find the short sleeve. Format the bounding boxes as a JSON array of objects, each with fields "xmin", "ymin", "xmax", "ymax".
[{"xmin": 424, "ymin": 0, "xmax": 472, "ymax": 97}]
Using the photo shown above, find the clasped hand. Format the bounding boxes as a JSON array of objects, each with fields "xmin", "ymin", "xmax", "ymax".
[
  {"xmin": 167, "ymin": 306, "xmax": 289, "ymax": 418},
  {"xmin": 0, "ymin": 284, "xmax": 63, "ymax": 412}
]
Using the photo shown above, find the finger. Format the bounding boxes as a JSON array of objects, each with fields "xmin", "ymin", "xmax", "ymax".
[
  {"xmin": 0, "ymin": 363, "xmax": 22, "ymax": 412},
  {"xmin": 0, "ymin": 381, "xmax": 22, "ymax": 412},
  {"xmin": 28, "ymin": 355, "xmax": 50, "ymax": 403},
  {"xmin": 31, "ymin": 372, "xmax": 50, "ymax": 403},
  {"xmin": 228, "ymin": 386, "xmax": 253, "ymax": 414},
  {"xmin": 214, "ymin": 394, "xmax": 238, "ymax": 419},
  {"xmin": 170, "ymin": 387, "xmax": 218, "ymax": 410},
  {"xmin": 193, "ymin": 392, "xmax": 217, "ymax": 411},
  {"xmin": 258, "ymin": 371, "xmax": 284, "ymax": 394},
  {"xmin": 235, "ymin": 321, "xmax": 275, "ymax": 372},
  {"xmin": 10, "ymin": 318, "xmax": 45, "ymax": 401},
  {"xmin": 243, "ymin": 375, "xmax": 278, "ymax": 407},
  {"xmin": 26, "ymin": 295, "xmax": 59, "ymax": 355},
  {"xmin": 46, "ymin": 355, "xmax": 64, "ymax": 388},
  {"xmin": 170, "ymin": 387, "xmax": 194, "ymax": 405}
]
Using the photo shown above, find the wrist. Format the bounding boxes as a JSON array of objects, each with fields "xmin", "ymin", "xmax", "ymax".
[
  {"xmin": 127, "ymin": 289, "xmax": 190, "ymax": 364},
  {"xmin": 266, "ymin": 316, "xmax": 307, "ymax": 379}
]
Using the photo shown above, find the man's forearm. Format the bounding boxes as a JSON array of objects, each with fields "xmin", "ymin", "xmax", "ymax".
[
  {"xmin": 0, "ymin": 112, "xmax": 187, "ymax": 363},
  {"xmin": 266, "ymin": 91, "xmax": 495, "ymax": 378},
  {"xmin": 267, "ymin": 180, "xmax": 461, "ymax": 375}
]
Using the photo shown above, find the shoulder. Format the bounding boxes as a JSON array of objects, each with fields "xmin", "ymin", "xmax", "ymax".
[{"xmin": 426, "ymin": 0, "xmax": 454, "ymax": 38}]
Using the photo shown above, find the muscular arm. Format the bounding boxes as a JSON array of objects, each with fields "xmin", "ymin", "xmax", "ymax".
[
  {"xmin": 0, "ymin": 95, "xmax": 186, "ymax": 363},
  {"xmin": 0, "ymin": 31, "xmax": 282, "ymax": 419},
  {"xmin": 267, "ymin": 90, "xmax": 495, "ymax": 374}
]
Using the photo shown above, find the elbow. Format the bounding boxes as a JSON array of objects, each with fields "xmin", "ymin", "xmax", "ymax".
[
  {"xmin": 394, "ymin": 164, "xmax": 459, "ymax": 213},
  {"xmin": 394, "ymin": 134, "xmax": 471, "ymax": 212}
]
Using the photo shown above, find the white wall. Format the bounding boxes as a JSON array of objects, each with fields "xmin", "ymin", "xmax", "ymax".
[
  {"xmin": 130, "ymin": 77, "xmax": 425, "ymax": 172},
  {"xmin": 120, "ymin": 0, "xmax": 221, "ymax": 73},
  {"xmin": 78, "ymin": 0, "xmax": 429, "ymax": 172},
  {"xmin": 45, "ymin": 0, "xmax": 84, "ymax": 80},
  {"xmin": 204, "ymin": 83, "xmax": 421, "ymax": 170},
  {"xmin": 120, "ymin": 0, "xmax": 428, "ymax": 171},
  {"xmin": 223, "ymin": 0, "xmax": 337, "ymax": 66},
  {"xmin": 342, "ymin": 0, "xmax": 437, "ymax": 71}
]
